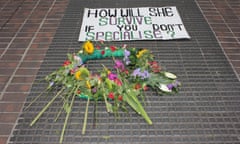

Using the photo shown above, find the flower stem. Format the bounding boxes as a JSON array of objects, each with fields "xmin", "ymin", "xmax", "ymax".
[
  {"xmin": 101, "ymin": 84, "xmax": 112, "ymax": 113},
  {"xmin": 82, "ymin": 98, "xmax": 90, "ymax": 134},
  {"xmin": 59, "ymin": 93, "xmax": 75, "ymax": 143},
  {"xmin": 54, "ymin": 101, "xmax": 64, "ymax": 122},
  {"xmin": 24, "ymin": 91, "xmax": 45, "ymax": 111},
  {"xmin": 30, "ymin": 88, "xmax": 64, "ymax": 126},
  {"xmin": 93, "ymin": 101, "xmax": 97, "ymax": 128}
]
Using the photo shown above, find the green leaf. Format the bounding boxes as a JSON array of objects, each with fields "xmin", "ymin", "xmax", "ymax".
[{"xmin": 124, "ymin": 90, "xmax": 152, "ymax": 125}]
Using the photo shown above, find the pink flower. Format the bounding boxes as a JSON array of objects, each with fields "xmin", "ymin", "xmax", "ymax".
[
  {"xmin": 108, "ymin": 73, "xmax": 117, "ymax": 80},
  {"xmin": 114, "ymin": 60, "xmax": 125, "ymax": 71}
]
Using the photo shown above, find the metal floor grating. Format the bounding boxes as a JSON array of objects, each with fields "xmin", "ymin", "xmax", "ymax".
[{"xmin": 9, "ymin": 0, "xmax": 240, "ymax": 143}]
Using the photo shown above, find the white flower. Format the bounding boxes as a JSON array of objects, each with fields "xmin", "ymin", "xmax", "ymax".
[
  {"xmin": 164, "ymin": 72, "xmax": 177, "ymax": 79},
  {"xmin": 158, "ymin": 84, "xmax": 172, "ymax": 92},
  {"xmin": 74, "ymin": 55, "xmax": 83, "ymax": 66}
]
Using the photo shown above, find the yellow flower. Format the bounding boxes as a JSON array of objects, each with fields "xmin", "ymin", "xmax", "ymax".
[
  {"xmin": 75, "ymin": 70, "xmax": 83, "ymax": 80},
  {"xmin": 86, "ymin": 80, "xmax": 91, "ymax": 89},
  {"xmin": 136, "ymin": 49, "xmax": 148, "ymax": 58},
  {"xmin": 75, "ymin": 67, "xmax": 90, "ymax": 80},
  {"xmin": 83, "ymin": 41, "xmax": 94, "ymax": 54}
]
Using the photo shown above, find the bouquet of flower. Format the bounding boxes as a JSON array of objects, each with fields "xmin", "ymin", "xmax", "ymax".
[{"xmin": 28, "ymin": 41, "xmax": 181, "ymax": 143}]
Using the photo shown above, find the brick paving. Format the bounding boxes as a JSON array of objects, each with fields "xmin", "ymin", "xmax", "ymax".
[
  {"xmin": 0, "ymin": 0, "xmax": 239, "ymax": 143},
  {"xmin": 196, "ymin": 0, "xmax": 240, "ymax": 80},
  {"xmin": 0, "ymin": 0, "xmax": 68, "ymax": 143}
]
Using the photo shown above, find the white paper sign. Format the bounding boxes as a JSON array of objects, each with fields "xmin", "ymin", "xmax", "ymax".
[{"xmin": 79, "ymin": 7, "xmax": 190, "ymax": 41}]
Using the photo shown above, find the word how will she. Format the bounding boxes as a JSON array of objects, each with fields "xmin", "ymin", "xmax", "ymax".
[{"xmin": 86, "ymin": 7, "xmax": 174, "ymax": 18}]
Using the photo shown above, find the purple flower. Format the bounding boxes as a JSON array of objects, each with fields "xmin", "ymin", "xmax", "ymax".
[
  {"xmin": 91, "ymin": 87, "xmax": 97, "ymax": 94},
  {"xmin": 123, "ymin": 58, "xmax": 130, "ymax": 65},
  {"xmin": 108, "ymin": 73, "xmax": 117, "ymax": 80},
  {"xmin": 123, "ymin": 50, "xmax": 131, "ymax": 65},
  {"xmin": 167, "ymin": 81, "xmax": 181, "ymax": 90},
  {"xmin": 132, "ymin": 68, "xmax": 141, "ymax": 77},
  {"xmin": 173, "ymin": 80, "xmax": 181, "ymax": 87},
  {"xmin": 49, "ymin": 81, "xmax": 54, "ymax": 87},
  {"xmin": 142, "ymin": 70, "xmax": 150, "ymax": 79},
  {"xmin": 167, "ymin": 84, "xmax": 174, "ymax": 90},
  {"xmin": 124, "ymin": 49, "xmax": 130, "ymax": 57},
  {"xmin": 114, "ymin": 60, "xmax": 125, "ymax": 71},
  {"xmin": 132, "ymin": 68, "xmax": 150, "ymax": 79}
]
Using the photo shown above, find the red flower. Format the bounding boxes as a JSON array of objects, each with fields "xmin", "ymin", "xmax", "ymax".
[
  {"xmin": 63, "ymin": 60, "xmax": 71, "ymax": 66},
  {"xmin": 135, "ymin": 83, "xmax": 141, "ymax": 90},
  {"xmin": 118, "ymin": 95, "xmax": 123, "ymax": 101},
  {"xmin": 70, "ymin": 67, "xmax": 78, "ymax": 75},
  {"xmin": 152, "ymin": 68, "xmax": 161, "ymax": 73},
  {"xmin": 96, "ymin": 45, "xmax": 101, "ymax": 49},
  {"xmin": 110, "ymin": 46, "xmax": 116, "ymax": 52},
  {"xmin": 124, "ymin": 70, "xmax": 129, "ymax": 75},
  {"xmin": 143, "ymin": 86, "xmax": 149, "ymax": 91},
  {"xmin": 77, "ymin": 90, "xmax": 81, "ymax": 94},
  {"xmin": 101, "ymin": 50, "xmax": 105, "ymax": 55},
  {"xmin": 108, "ymin": 92, "xmax": 114, "ymax": 100},
  {"xmin": 114, "ymin": 78, "xmax": 122, "ymax": 86},
  {"xmin": 149, "ymin": 61, "xmax": 161, "ymax": 73}
]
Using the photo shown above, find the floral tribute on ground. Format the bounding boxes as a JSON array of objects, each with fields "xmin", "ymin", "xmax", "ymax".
[{"xmin": 28, "ymin": 41, "xmax": 181, "ymax": 143}]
